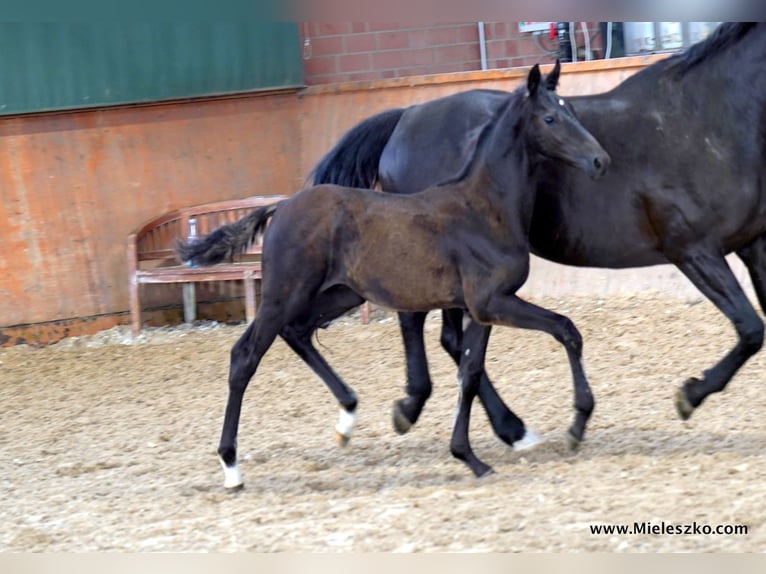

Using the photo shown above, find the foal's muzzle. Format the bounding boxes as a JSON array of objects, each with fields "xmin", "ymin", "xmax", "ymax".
[{"xmin": 587, "ymin": 152, "xmax": 610, "ymax": 180}]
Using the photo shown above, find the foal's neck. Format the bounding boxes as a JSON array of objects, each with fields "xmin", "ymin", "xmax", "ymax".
[{"xmin": 463, "ymin": 93, "xmax": 535, "ymax": 209}]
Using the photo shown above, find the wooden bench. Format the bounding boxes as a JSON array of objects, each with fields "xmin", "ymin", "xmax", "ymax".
[{"xmin": 127, "ymin": 195, "xmax": 288, "ymax": 337}]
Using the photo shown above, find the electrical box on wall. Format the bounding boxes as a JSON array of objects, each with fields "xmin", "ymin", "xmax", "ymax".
[{"xmin": 518, "ymin": 22, "xmax": 554, "ymax": 34}]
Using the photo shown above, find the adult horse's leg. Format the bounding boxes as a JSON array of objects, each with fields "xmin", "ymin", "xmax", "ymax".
[
  {"xmin": 391, "ymin": 311, "xmax": 433, "ymax": 433},
  {"xmin": 218, "ymin": 303, "xmax": 283, "ymax": 489},
  {"xmin": 450, "ymin": 319, "xmax": 494, "ymax": 477},
  {"xmin": 674, "ymin": 246, "xmax": 764, "ymax": 419},
  {"xmin": 439, "ymin": 308, "xmax": 539, "ymax": 449},
  {"xmin": 471, "ymin": 294, "xmax": 594, "ymax": 448},
  {"xmin": 279, "ymin": 286, "xmax": 366, "ymax": 446},
  {"xmin": 393, "ymin": 310, "xmax": 537, "ymax": 449},
  {"xmin": 738, "ymin": 233, "xmax": 766, "ymax": 313}
]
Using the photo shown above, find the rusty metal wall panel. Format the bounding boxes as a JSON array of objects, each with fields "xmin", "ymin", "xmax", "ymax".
[{"xmin": 0, "ymin": 93, "xmax": 300, "ymax": 329}]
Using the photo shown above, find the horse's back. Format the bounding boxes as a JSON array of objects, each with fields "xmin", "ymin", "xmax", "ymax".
[{"xmin": 380, "ymin": 89, "xmax": 511, "ymax": 194}]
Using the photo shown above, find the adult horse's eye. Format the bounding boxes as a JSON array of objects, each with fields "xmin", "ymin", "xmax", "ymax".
[{"xmin": 544, "ymin": 116, "xmax": 555, "ymax": 124}]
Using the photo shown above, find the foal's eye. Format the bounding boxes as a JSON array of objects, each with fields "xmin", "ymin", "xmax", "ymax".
[{"xmin": 543, "ymin": 116, "xmax": 555, "ymax": 124}]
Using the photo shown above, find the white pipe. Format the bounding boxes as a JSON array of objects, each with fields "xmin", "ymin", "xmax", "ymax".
[
  {"xmin": 478, "ymin": 22, "xmax": 487, "ymax": 70},
  {"xmin": 581, "ymin": 21, "xmax": 591, "ymax": 60},
  {"xmin": 569, "ymin": 22, "xmax": 577, "ymax": 62}
]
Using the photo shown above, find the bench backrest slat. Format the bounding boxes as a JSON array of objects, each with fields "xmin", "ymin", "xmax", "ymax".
[{"xmin": 130, "ymin": 195, "xmax": 288, "ymax": 265}]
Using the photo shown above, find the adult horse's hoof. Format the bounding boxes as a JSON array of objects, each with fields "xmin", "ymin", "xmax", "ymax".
[
  {"xmin": 513, "ymin": 428, "xmax": 543, "ymax": 451},
  {"xmin": 675, "ymin": 381, "xmax": 697, "ymax": 421},
  {"xmin": 565, "ymin": 429, "xmax": 581, "ymax": 451},
  {"xmin": 335, "ymin": 431, "xmax": 351, "ymax": 447},
  {"xmin": 391, "ymin": 400, "xmax": 413, "ymax": 434},
  {"xmin": 477, "ymin": 466, "xmax": 495, "ymax": 479},
  {"xmin": 468, "ymin": 461, "xmax": 494, "ymax": 478}
]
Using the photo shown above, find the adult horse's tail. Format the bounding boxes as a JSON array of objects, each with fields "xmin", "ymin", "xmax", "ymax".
[
  {"xmin": 309, "ymin": 108, "xmax": 405, "ymax": 188},
  {"xmin": 176, "ymin": 202, "xmax": 282, "ymax": 266}
]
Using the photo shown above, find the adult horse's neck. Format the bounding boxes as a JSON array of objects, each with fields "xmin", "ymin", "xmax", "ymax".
[{"xmin": 618, "ymin": 22, "xmax": 766, "ymax": 105}]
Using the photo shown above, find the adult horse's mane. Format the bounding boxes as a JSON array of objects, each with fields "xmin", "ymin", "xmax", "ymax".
[
  {"xmin": 664, "ymin": 22, "xmax": 756, "ymax": 75},
  {"xmin": 434, "ymin": 90, "xmax": 520, "ymax": 189}
]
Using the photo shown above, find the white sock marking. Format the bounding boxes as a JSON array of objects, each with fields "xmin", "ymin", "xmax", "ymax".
[
  {"xmin": 219, "ymin": 456, "xmax": 243, "ymax": 489},
  {"xmin": 513, "ymin": 428, "xmax": 543, "ymax": 451},
  {"xmin": 335, "ymin": 408, "xmax": 357, "ymax": 438}
]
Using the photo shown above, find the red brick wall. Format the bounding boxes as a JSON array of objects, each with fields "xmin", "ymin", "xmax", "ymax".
[{"xmin": 299, "ymin": 22, "xmax": 603, "ymax": 85}]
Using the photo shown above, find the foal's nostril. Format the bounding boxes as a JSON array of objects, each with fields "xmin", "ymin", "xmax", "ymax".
[{"xmin": 594, "ymin": 157, "xmax": 602, "ymax": 171}]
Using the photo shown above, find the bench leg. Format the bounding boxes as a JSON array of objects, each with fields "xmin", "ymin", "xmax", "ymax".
[
  {"xmin": 244, "ymin": 277, "xmax": 257, "ymax": 323},
  {"xmin": 129, "ymin": 280, "xmax": 141, "ymax": 338},
  {"xmin": 182, "ymin": 283, "xmax": 197, "ymax": 323}
]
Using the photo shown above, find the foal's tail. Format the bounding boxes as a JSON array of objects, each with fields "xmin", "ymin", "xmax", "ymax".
[
  {"xmin": 308, "ymin": 107, "xmax": 405, "ymax": 188},
  {"xmin": 176, "ymin": 202, "xmax": 282, "ymax": 267}
]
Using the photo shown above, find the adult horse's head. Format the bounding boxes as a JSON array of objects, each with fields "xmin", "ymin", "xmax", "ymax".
[{"xmin": 525, "ymin": 60, "xmax": 610, "ymax": 180}]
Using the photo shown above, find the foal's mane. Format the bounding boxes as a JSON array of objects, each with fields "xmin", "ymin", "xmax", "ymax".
[
  {"xmin": 664, "ymin": 22, "xmax": 756, "ymax": 76},
  {"xmin": 434, "ymin": 86, "xmax": 525, "ymax": 188}
]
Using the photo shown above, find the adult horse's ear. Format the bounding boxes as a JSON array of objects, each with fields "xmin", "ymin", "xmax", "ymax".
[
  {"xmin": 545, "ymin": 59, "xmax": 561, "ymax": 90},
  {"xmin": 527, "ymin": 64, "xmax": 541, "ymax": 97}
]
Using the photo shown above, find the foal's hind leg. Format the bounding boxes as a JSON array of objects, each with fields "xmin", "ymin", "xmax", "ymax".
[
  {"xmin": 280, "ymin": 286, "xmax": 366, "ymax": 446},
  {"xmin": 218, "ymin": 305, "xmax": 283, "ymax": 489},
  {"xmin": 672, "ymin": 246, "xmax": 763, "ymax": 419}
]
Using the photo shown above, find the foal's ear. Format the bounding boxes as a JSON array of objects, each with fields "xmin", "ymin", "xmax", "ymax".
[
  {"xmin": 545, "ymin": 59, "xmax": 561, "ymax": 90},
  {"xmin": 527, "ymin": 64, "xmax": 541, "ymax": 97}
]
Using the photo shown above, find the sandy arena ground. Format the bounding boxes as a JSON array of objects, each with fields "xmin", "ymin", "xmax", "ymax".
[{"xmin": 1, "ymin": 294, "xmax": 765, "ymax": 551}]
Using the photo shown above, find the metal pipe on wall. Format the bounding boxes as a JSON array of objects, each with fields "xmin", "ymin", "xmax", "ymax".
[{"xmin": 478, "ymin": 22, "xmax": 488, "ymax": 70}]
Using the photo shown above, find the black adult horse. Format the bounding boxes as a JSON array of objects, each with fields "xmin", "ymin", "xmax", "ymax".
[
  {"xmin": 179, "ymin": 63, "xmax": 609, "ymax": 486},
  {"xmin": 310, "ymin": 22, "xmax": 766, "ymax": 445}
]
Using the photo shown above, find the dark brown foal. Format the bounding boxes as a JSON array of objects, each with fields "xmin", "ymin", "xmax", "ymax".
[{"xmin": 179, "ymin": 61, "xmax": 609, "ymax": 487}]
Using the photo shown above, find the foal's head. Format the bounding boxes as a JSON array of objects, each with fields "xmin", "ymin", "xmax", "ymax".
[{"xmin": 523, "ymin": 61, "xmax": 610, "ymax": 180}]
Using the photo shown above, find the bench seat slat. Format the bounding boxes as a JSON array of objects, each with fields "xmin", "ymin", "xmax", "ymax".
[{"xmin": 135, "ymin": 264, "xmax": 261, "ymax": 283}]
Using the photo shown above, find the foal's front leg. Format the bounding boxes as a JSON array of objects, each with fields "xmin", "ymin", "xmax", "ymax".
[
  {"xmin": 450, "ymin": 319, "xmax": 495, "ymax": 477},
  {"xmin": 394, "ymin": 310, "xmax": 535, "ymax": 450},
  {"xmin": 440, "ymin": 308, "xmax": 538, "ymax": 449},
  {"xmin": 472, "ymin": 293, "xmax": 595, "ymax": 448}
]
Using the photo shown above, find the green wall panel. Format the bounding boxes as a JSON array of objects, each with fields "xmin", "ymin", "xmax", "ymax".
[{"xmin": 0, "ymin": 23, "xmax": 302, "ymax": 115}]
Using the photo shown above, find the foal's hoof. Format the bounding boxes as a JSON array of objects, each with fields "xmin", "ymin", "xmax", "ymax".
[
  {"xmin": 391, "ymin": 400, "xmax": 413, "ymax": 435},
  {"xmin": 675, "ymin": 380, "xmax": 698, "ymax": 421},
  {"xmin": 335, "ymin": 431, "xmax": 351, "ymax": 447},
  {"xmin": 220, "ymin": 461, "xmax": 244, "ymax": 490},
  {"xmin": 565, "ymin": 429, "xmax": 582, "ymax": 451},
  {"xmin": 513, "ymin": 428, "xmax": 543, "ymax": 451}
]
